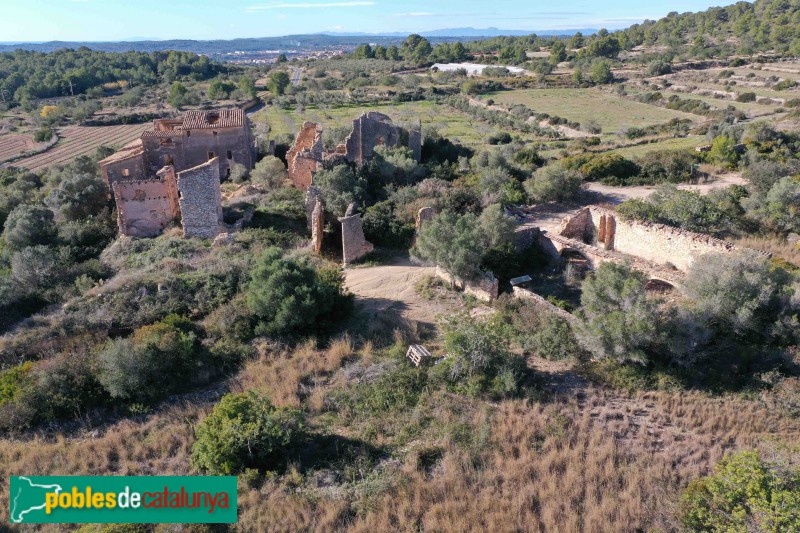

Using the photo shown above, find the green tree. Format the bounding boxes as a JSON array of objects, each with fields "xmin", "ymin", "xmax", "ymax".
[
  {"xmin": 2, "ymin": 204, "xmax": 57, "ymax": 252},
  {"xmin": 246, "ymin": 247, "xmax": 347, "ymax": 336},
  {"xmin": 352, "ymin": 44, "xmax": 374, "ymax": 59},
  {"xmin": 742, "ymin": 176, "xmax": 800, "ymax": 234},
  {"xmin": 250, "ymin": 156, "xmax": 287, "ymax": 189},
  {"xmin": 478, "ymin": 203, "xmax": 516, "ymax": 249},
  {"xmin": 191, "ymin": 391, "xmax": 301, "ymax": 475},
  {"xmin": 681, "ymin": 448, "xmax": 800, "ymax": 532},
  {"xmin": 589, "ymin": 59, "xmax": 613, "ymax": 84},
  {"xmin": 207, "ymin": 79, "xmax": 234, "ymax": 100},
  {"xmin": 312, "ymin": 164, "xmax": 366, "ymax": 217},
  {"xmin": 401, "ymin": 34, "xmax": 433, "ymax": 64},
  {"xmin": 550, "ymin": 40, "xmax": 567, "ymax": 64},
  {"xmin": 167, "ymin": 81, "xmax": 189, "ymax": 109},
  {"xmin": 10, "ymin": 245, "xmax": 58, "ymax": 292},
  {"xmin": 45, "ymin": 174, "xmax": 108, "ymax": 222},
  {"xmin": 415, "ymin": 211, "xmax": 483, "ymax": 282},
  {"xmin": 525, "ymin": 164, "xmax": 584, "ymax": 203},
  {"xmin": 683, "ymin": 250, "xmax": 786, "ymax": 337},
  {"xmin": 576, "ymin": 262, "xmax": 662, "ymax": 364},
  {"xmin": 708, "ymin": 134, "xmax": 739, "ymax": 169},
  {"xmin": 276, "ymin": 53, "xmax": 288, "ymax": 64},
  {"xmin": 238, "ymin": 76, "xmax": 257, "ymax": 99},
  {"xmin": 268, "ymin": 71, "xmax": 291, "ymax": 96}
]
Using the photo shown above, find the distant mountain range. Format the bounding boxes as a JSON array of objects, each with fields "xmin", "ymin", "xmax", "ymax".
[{"xmin": 0, "ymin": 28, "xmax": 597, "ymax": 56}]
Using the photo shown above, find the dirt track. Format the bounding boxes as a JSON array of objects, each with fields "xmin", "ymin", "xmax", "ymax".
[{"xmin": 344, "ymin": 260, "xmax": 447, "ymax": 325}]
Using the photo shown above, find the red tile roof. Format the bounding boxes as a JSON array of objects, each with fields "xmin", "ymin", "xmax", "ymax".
[{"xmin": 181, "ymin": 109, "xmax": 245, "ymax": 130}]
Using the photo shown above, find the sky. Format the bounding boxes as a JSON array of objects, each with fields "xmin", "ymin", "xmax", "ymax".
[{"xmin": 0, "ymin": 0, "xmax": 730, "ymax": 42}]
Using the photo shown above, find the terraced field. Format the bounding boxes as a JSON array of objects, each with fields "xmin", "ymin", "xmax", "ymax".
[
  {"xmin": 0, "ymin": 134, "xmax": 37, "ymax": 163},
  {"xmin": 484, "ymin": 88, "xmax": 700, "ymax": 133},
  {"xmin": 14, "ymin": 123, "xmax": 150, "ymax": 171}
]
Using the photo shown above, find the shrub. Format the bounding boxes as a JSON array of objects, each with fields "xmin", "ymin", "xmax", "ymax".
[
  {"xmin": 525, "ymin": 165, "xmax": 584, "ymax": 203},
  {"xmin": 97, "ymin": 315, "xmax": 198, "ymax": 403},
  {"xmin": 33, "ymin": 127, "xmax": 53, "ymax": 143},
  {"xmin": 575, "ymin": 262, "xmax": 662, "ymax": 364},
  {"xmin": 362, "ymin": 201, "xmax": 415, "ymax": 249},
  {"xmin": 191, "ymin": 391, "xmax": 302, "ymax": 475},
  {"xmin": 488, "ymin": 132, "xmax": 513, "ymax": 145},
  {"xmin": 577, "ymin": 153, "xmax": 639, "ymax": 182},
  {"xmin": 736, "ymin": 91, "xmax": 757, "ymax": 102},
  {"xmin": 681, "ymin": 448, "xmax": 800, "ymax": 532},
  {"xmin": 634, "ymin": 149, "xmax": 698, "ymax": 185},
  {"xmin": 2, "ymin": 204, "xmax": 57, "ymax": 251},
  {"xmin": 683, "ymin": 250, "xmax": 788, "ymax": 337},
  {"xmin": 414, "ymin": 211, "xmax": 483, "ymax": 282},
  {"xmin": 45, "ymin": 174, "xmax": 109, "ymax": 221},
  {"xmin": 250, "ymin": 156, "xmax": 287, "ymax": 189},
  {"xmin": 246, "ymin": 247, "xmax": 349, "ymax": 336},
  {"xmin": 441, "ymin": 314, "xmax": 525, "ymax": 398}
]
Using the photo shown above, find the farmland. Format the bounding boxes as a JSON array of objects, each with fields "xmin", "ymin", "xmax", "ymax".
[
  {"xmin": 253, "ymin": 99, "xmax": 534, "ymax": 146},
  {"xmin": 0, "ymin": 133, "xmax": 38, "ymax": 163},
  {"xmin": 13, "ymin": 123, "xmax": 150, "ymax": 171},
  {"xmin": 483, "ymin": 88, "xmax": 700, "ymax": 133}
]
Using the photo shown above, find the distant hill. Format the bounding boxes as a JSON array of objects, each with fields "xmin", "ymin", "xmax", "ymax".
[
  {"xmin": 615, "ymin": 0, "xmax": 800, "ymax": 57},
  {"xmin": 0, "ymin": 28, "xmax": 599, "ymax": 56}
]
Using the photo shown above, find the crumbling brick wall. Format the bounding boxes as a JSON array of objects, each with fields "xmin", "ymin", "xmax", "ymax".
[
  {"xmin": 177, "ymin": 158, "xmax": 223, "ymax": 238},
  {"xmin": 287, "ymin": 122, "xmax": 323, "ymax": 190},
  {"xmin": 343, "ymin": 112, "xmax": 421, "ymax": 164}
]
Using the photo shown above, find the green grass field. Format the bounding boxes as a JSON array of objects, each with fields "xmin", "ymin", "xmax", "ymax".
[
  {"xmin": 484, "ymin": 88, "xmax": 700, "ymax": 133},
  {"xmin": 252, "ymin": 100, "xmax": 525, "ymax": 146},
  {"xmin": 609, "ymin": 136, "xmax": 708, "ymax": 158}
]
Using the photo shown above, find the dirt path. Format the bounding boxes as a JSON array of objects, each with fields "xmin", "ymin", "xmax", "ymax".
[
  {"xmin": 585, "ymin": 172, "xmax": 746, "ymax": 205},
  {"xmin": 344, "ymin": 260, "xmax": 446, "ymax": 325}
]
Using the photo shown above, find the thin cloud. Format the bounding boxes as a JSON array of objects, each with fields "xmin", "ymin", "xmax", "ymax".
[
  {"xmin": 390, "ymin": 12, "xmax": 437, "ymax": 18},
  {"xmin": 246, "ymin": 1, "xmax": 374, "ymax": 11}
]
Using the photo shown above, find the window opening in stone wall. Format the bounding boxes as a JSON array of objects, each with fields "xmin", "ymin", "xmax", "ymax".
[
  {"xmin": 213, "ymin": 131, "xmax": 218, "ymax": 136},
  {"xmin": 227, "ymin": 150, "xmax": 232, "ymax": 160},
  {"xmin": 122, "ymin": 168, "xmax": 130, "ymax": 177},
  {"xmin": 186, "ymin": 131, "xmax": 191, "ymax": 137},
  {"xmin": 208, "ymin": 152, "xmax": 214, "ymax": 160},
  {"xmin": 164, "ymin": 155, "xmax": 173, "ymax": 165},
  {"xmin": 226, "ymin": 168, "xmax": 231, "ymax": 178}
]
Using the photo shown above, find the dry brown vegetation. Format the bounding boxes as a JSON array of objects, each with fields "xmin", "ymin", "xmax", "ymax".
[
  {"xmin": 734, "ymin": 234, "xmax": 800, "ymax": 268},
  {"xmin": 2, "ymin": 336, "xmax": 799, "ymax": 532}
]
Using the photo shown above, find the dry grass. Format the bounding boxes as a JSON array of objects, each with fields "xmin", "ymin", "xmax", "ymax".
[
  {"xmin": 2, "ymin": 341, "xmax": 799, "ymax": 532},
  {"xmin": 734, "ymin": 235, "xmax": 800, "ymax": 267}
]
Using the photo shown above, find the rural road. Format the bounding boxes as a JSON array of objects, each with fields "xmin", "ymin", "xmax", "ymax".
[
  {"xmin": 291, "ymin": 67, "xmax": 302, "ymax": 86},
  {"xmin": 585, "ymin": 172, "xmax": 746, "ymax": 205}
]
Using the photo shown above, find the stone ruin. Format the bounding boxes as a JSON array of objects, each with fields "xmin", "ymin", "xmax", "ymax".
[
  {"xmin": 531, "ymin": 205, "xmax": 769, "ymax": 291},
  {"xmin": 112, "ymin": 160, "xmax": 223, "ymax": 239},
  {"xmin": 287, "ymin": 112, "xmax": 422, "ymax": 191},
  {"xmin": 416, "ymin": 207, "xmax": 436, "ymax": 233},
  {"xmin": 339, "ymin": 203, "xmax": 374, "ymax": 266},
  {"xmin": 100, "ymin": 108, "xmax": 256, "ymax": 239},
  {"xmin": 286, "ymin": 122, "xmax": 324, "ymax": 190}
]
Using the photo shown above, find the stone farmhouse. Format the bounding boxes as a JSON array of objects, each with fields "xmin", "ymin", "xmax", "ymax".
[{"xmin": 99, "ymin": 109, "xmax": 256, "ymax": 238}]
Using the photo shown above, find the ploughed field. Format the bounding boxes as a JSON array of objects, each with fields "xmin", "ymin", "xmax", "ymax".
[
  {"xmin": 13, "ymin": 123, "xmax": 150, "ymax": 171},
  {"xmin": 0, "ymin": 133, "xmax": 37, "ymax": 163}
]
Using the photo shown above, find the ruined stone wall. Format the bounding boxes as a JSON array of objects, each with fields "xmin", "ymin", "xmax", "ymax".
[
  {"xmin": 344, "ymin": 112, "xmax": 402, "ymax": 164},
  {"xmin": 434, "ymin": 266, "xmax": 499, "ymax": 302},
  {"xmin": 339, "ymin": 205, "xmax": 374, "ymax": 265},
  {"xmin": 287, "ymin": 122, "xmax": 323, "ymax": 190},
  {"xmin": 559, "ymin": 207, "xmax": 593, "ymax": 242},
  {"xmin": 112, "ymin": 177, "xmax": 179, "ymax": 238},
  {"xmin": 103, "ymin": 152, "xmax": 147, "ymax": 186},
  {"xmin": 416, "ymin": 207, "xmax": 436, "ymax": 233},
  {"xmin": 177, "ymin": 158, "xmax": 222, "ymax": 239},
  {"xmin": 584, "ymin": 207, "xmax": 740, "ymax": 272},
  {"xmin": 512, "ymin": 287, "xmax": 577, "ymax": 324}
]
